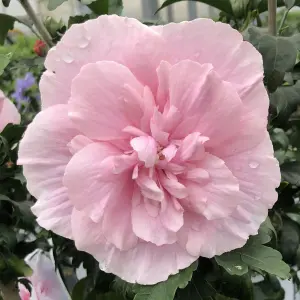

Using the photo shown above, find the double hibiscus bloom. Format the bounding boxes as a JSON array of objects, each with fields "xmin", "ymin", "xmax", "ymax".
[{"xmin": 17, "ymin": 16, "xmax": 280, "ymax": 284}]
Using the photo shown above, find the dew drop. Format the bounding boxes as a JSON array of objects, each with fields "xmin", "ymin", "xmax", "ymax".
[
  {"xmin": 194, "ymin": 53, "xmax": 201, "ymax": 59},
  {"xmin": 99, "ymin": 261, "xmax": 107, "ymax": 271},
  {"xmin": 235, "ymin": 265, "xmax": 243, "ymax": 270},
  {"xmin": 78, "ymin": 39, "xmax": 89, "ymax": 48},
  {"xmin": 62, "ymin": 53, "xmax": 74, "ymax": 63},
  {"xmin": 249, "ymin": 161, "xmax": 259, "ymax": 169},
  {"xmin": 254, "ymin": 195, "xmax": 261, "ymax": 201}
]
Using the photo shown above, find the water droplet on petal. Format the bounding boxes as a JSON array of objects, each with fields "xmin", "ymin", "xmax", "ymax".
[
  {"xmin": 249, "ymin": 161, "xmax": 259, "ymax": 169},
  {"xmin": 254, "ymin": 194, "xmax": 261, "ymax": 201},
  {"xmin": 62, "ymin": 53, "xmax": 74, "ymax": 63},
  {"xmin": 78, "ymin": 38, "xmax": 90, "ymax": 48},
  {"xmin": 193, "ymin": 53, "xmax": 200, "ymax": 59}
]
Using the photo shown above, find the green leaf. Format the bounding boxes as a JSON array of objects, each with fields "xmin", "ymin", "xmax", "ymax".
[
  {"xmin": 286, "ymin": 213, "xmax": 300, "ymax": 225},
  {"xmin": 72, "ymin": 277, "xmax": 89, "ymax": 300},
  {"xmin": 0, "ymin": 225, "xmax": 16, "ymax": 249},
  {"xmin": 279, "ymin": 219, "xmax": 300, "ymax": 264},
  {"xmin": 281, "ymin": 161, "xmax": 300, "ymax": 185},
  {"xmin": 216, "ymin": 218, "xmax": 277, "ymax": 276},
  {"xmin": 176, "ymin": 277, "xmax": 216, "ymax": 299},
  {"xmin": 269, "ymin": 81, "xmax": 300, "ymax": 124},
  {"xmin": 47, "ymin": 0, "xmax": 68, "ymax": 10},
  {"xmin": 84, "ymin": 0, "xmax": 123, "ymax": 15},
  {"xmin": 247, "ymin": 28, "xmax": 298, "ymax": 92},
  {"xmin": 0, "ymin": 52, "xmax": 11, "ymax": 76},
  {"xmin": 156, "ymin": 0, "xmax": 233, "ymax": 15},
  {"xmin": 216, "ymin": 242, "xmax": 290, "ymax": 279},
  {"xmin": 271, "ymin": 128, "xmax": 289, "ymax": 151},
  {"xmin": 7, "ymin": 255, "xmax": 32, "ymax": 277},
  {"xmin": 230, "ymin": 0, "xmax": 249, "ymax": 18},
  {"xmin": 215, "ymin": 295, "xmax": 237, "ymax": 300},
  {"xmin": 68, "ymin": 14, "xmax": 91, "ymax": 27},
  {"xmin": 216, "ymin": 272, "xmax": 253, "ymax": 300},
  {"xmin": 215, "ymin": 253, "xmax": 248, "ymax": 276},
  {"xmin": 261, "ymin": 217, "xmax": 277, "ymax": 241},
  {"xmin": 258, "ymin": 0, "xmax": 291, "ymax": 12},
  {"xmin": 2, "ymin": 0, "xmax": 11, "ymax": 7},
  {"xmin": 261, "ymin": 36, "xmax": 297, "ymax": 91},
  {"xmin": 1, "ymin": 124, "xmax": 26, "ymax": 146},
  {"xmin": 239, "ymin": 244, "xmax": 290, "ymax": 279},
  {"xmin": 0, "ymin": 195, "xmax": 34, "ymax": 227},
  {"xmin": 133, "ymin": 262, "xmax": 197, "ymax": 300},
  {"xmin": 253, "ymin": 275, "xmax": 285, "ymax": 300},
  {"xmin": 0, "ymin": 14, "xmax": 15, "ymax": 45}
]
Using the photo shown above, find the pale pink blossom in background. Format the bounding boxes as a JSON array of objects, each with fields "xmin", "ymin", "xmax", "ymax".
[
  {"xmin": 18, "ymin": 16, "xmax": 280, "ymax": 284},
  {"xmin": 0, "ymin": 90, "xmax": 20, "ymax": 132},
  {"xmin": 18, "ymin": 251, "xmax": 69, "ymax": 300}
]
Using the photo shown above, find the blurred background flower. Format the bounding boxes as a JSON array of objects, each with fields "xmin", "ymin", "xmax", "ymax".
[{"xmin": 11, "ymin": 72, "xmax": 36, "ymax": 106}]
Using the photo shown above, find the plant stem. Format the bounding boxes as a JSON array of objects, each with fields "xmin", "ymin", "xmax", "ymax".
[
  {"xmin": 278, "ymin": 8, "xmax": 289, "ymax": 34},
  {"xmin": 18, "ymin": 0, "xmax": 54, "ymax": 47},
  {"xmin": 0, "ymin": 281, "xmax": 20, "ymax": 300},
  {"xmin": 268, "ymin": 0, "xmax": 277, "ymax": 35},
  {"xmin": 256, "ymin": 14, "xmax": 262, "ymax": 27}
]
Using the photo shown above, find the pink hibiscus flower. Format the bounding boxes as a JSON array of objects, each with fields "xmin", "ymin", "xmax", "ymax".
[
  {"xmin": 0, "ymin": 90, "xmax": 20, "ymax": 132},
  {"xmin": 18, "ymin": 16, "xmax": 280, "ymax": 284},
  {"xmin": 18, "ymin": 251, "xmax": 69, "ymax": 300}
]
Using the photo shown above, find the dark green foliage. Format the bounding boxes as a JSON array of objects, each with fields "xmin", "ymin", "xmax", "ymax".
[
  {"xmin": 0, "ymin": 14, "xmax": 15, "ymax": 45},
  {"xmin": 0, "ymin": 123, "xmax": 50, "ymax": 284}
]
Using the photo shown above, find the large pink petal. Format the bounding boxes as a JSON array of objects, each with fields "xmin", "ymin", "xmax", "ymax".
[
  {"xmin": 101, "ymin": 185, "xmax": 138, "ymax": 251},
  {"xmin": 130, "ymin": 136, "xmax": 157, "ymax": 168},
  {"xmin": 165, "ymin": 60, "xmax": 243, "ymax": 145},
  {"xmin": 156, "ymin": 60, "xmax": 172, "ymax": 110},
  {"xmin": 64, "ymin": 143, "xmax": 138, "ymax": 250},
  {"xmin": 41, "ymin": 15, "xmax": 163, "ymax": 109},
  {"xmin": 176, "ymin": 132, "xmax": 208, "ymax": 162},
  {"xmin": 63, "ymin": 142, "xmax": 125, "ymax": 221},
  {"xmin": 223, "ymin": 133, "xmax": 280, "ymax": 210},
  {"xmin": 131, "ymin": 193, "xmax": 177, "ymax": 246},
  {"xmin": 135, "ymin": 172, "xmax": 164, "ymax": 202},
  {"xmin": 210, "ymin": 112, "xmax": 267, "ymax": 157},
  {"xmin": 160, "ymin": 197, "xmax": 184, "ymax": 232},
  {"xmin": 177, "ymin": 213, "xmax": 249, "ymax": 258},
  {"xmin": 159, "ymin": 171, "xmax": 188, "ymax": 199},
  {"xmin": 152, "ymin": 19, "xmax": 264, "ymax": 113},
  {"xmin": 178, "ymin": 135, "xmax": 280, "ymax": 258},
  {"xmin": 72, "ymin": 209, "xmax": 197, "ymax": 284},
  {"xmin": 69, "ymin": 61, "xmax": 145, "ymax": 141},
  {"xmin": 180, "ymin": 154, "xmax": 243, "ymax": 220},
  {"xmin": 0, "ymin": 91, "xmax": 20, "ymax": 131},
  {"xmin": 18, "ymin": 105, "xmax": 77, "ymax": 238}
]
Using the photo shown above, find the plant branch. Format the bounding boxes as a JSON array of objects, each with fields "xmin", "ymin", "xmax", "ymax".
[
  {"xmin": 0, "ymin": 281, "xmax": 20, "ymax": 300},
  {"xmin": 278, "ymin": 8, "xmax": 290, "ymax": 34},
  {"xmin": 18, "ymin": 0, "xmax": 54, "ymax": 47},
  {"xmin": 256, "ymin": 14, "xmax": 263, "ymax": 27},
  {"xmin": 268, "ymin": 0, "xmax": 277, "ymax": 35}
]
